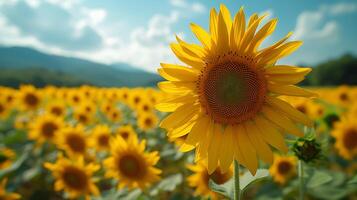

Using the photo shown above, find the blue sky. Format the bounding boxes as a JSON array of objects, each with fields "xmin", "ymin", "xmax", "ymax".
[{"xmin": 0, "ymin": 0, "xmax": 356, "ymax": 72}]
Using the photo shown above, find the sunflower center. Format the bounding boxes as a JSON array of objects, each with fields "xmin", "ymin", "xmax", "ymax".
[
  {"xmin": 144, "ymin": 118, "xmax": 153, "ymax": 127},
  {"xmin": 199, "ymin": 61, "xmax": 266, "ymax": 124},
  {"xmin": 41, "ymin": 122, "xmax": 58, "ymax": 138},
  {"xmin": 118, "ymin": 154, "xmax": 145, "ymax": 179},
  {"xmin": 62, "ymin": 166, "xmax": 88, "ymax": 190},
  {"xmin": 208, "ymin": 168, "xmax": 231, "ymax": 185},
  {"xmin": 339, "ymin": 93, "xmax": 348, "ymax": 101},
  {"xmin": 0, "ymin": 153, "xmax": 8, "ymax": 164},
  {"xmin": 98, "ymin": 134, "xmax": 110, "ymax": 147},
  {"xmin": 343, "ymin": 129, "xmax": 357, "ymax": 150},
  {"xmin": 51, "ymin": 107, "xmax": 63, "ymax": 116},
  {"xmin": 277, "ymin": 161, "xmax": 292, "ymax": 175},
  {"xmin": 0, "ymin": 104, "xmax": 4, "ymax": 113},
  {"xmin": 120, "ymin": 131, "xmax": 129, "ymax": 140},
  {"xmin": 78, "ymin": 114, "xmax": 88, "ymax": 123},
  {"xmin": 24, "ymin": 93, "xmax": 39, "ymax": 106},
  {"xmin": 66, "ymin": 134, "xmax": 86, "ymax": 153},
  {"xmin": 296, "ymin": 105, "xmax": 307, "ymax": 114}
]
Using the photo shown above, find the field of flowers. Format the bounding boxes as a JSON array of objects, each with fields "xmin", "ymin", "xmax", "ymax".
[{"xmin": 0, "ymin": 85, "xmax": 356, "ymax": 200}]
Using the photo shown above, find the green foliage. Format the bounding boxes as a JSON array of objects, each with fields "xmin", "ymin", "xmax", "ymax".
[{"xmin": 302, "ymin": 53, "xmax": 357, "ymax": 86}]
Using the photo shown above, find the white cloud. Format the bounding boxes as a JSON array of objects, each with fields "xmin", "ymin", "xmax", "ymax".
[
  {"xmin": 170, "ymin": 0, "xmax": 206, "ymax": 13},
  {"xmin": 292, "ymin": 2, "xmax": 357, "ymax": 41},
  {"xmin": 0, "ymin": 0, "xmax": 206, "ymax": 72}
]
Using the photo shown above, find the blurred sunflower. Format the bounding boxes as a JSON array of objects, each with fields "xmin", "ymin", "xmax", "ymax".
[
  {"xmin": 0, "ymin": 178, "xmax": 21, "ymax": 200},
  {"xmin": 157, "ymin": 4, "xmax": 314, "ymax": 174},
  {"xmin": 68, "ymin": 91, "xmax": 83, "ymax": 106},
  {"xmin": 137, "ymin": 113, "xmax": 158, "ymax": 131},
  {"xmin": 187, "ymin": 161, "xmax": 232, "ymax": 199},
  {"xmin": 44, "ymin": 154, "xmax": 100, "ymax": 199},
  {"xmin": 74, "ymin": 108, "xmax": 94, "ymax": 125},
  {"xmin": 104, "ymin": 135, "xmax": 161, "ymax": 189},
  {"xmin": 0, "ymin": 148, "xmax": 16, "ymax": 170},
  {"xmin": 58, "ymin": 125, "xmax": 89, "ymax": 158},
  {"xmin": 106, "ymin": 109, "xmax": 122, "ymax": 123},
  {"xmin": 269, "ymin": 154, "xmax": 296, "ymax": 184},
  {"xmin": 46, "ymin": 101, "xmax": 67, "ymax": 118},
  {"xmin": 137, "ymin": 99, "xmax": 154, "ymax": 113},
  {"xmin": 332, "ymin": 116, "xmax": 357, "ymax": 160},
  {"xmin": 129, "ymin": 91, "xmax": 143, "ymax": 109},
  {"xmin": 29, "ymin": 114, "xmax": 64, "ymax": 144},
  {"xmin": 89, "ymin": 125, "xmax": 112, "ymax": 152},
  {"xmin": 116, "ymin": 125, "xmax": 137, "ymax": 141},
  {"xmin": 0, "ymin": 100, "xmax": 9, "ymax": 119},
  {"xmin": 19, "ymin": 85, "xmax": 41, "ymax": 110}
]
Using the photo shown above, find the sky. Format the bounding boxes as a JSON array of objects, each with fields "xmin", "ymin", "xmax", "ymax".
[{"xmin": 0, "ymin": 0, "xmax": 356, "ymax": 72}]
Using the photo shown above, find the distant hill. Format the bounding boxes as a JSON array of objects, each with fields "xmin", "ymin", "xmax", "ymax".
[
  {"xmin": 302, "ymin": 54, "xmax": 357, "ymax": 86},
  {"xmin": 0, "ymin": 46, "xmax": 162, "ymax": 87}
]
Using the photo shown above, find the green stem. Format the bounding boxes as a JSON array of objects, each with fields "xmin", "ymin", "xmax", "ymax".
[
  {"xmin": 233, "ymin": 159, "xmax": 241, "ymax": 200},
  {"xmin": 298, "ymin": 160, "xmax": 304, "ymax": 200}
]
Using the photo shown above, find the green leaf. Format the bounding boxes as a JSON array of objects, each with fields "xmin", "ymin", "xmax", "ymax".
[
  {"xmin": 0, "ymin": 144, "xmax": 31, "ymax": 179},
  {"xmin": 240, "ymin": 169, "xmax": 270, "ymax": 192},
  {"xmin": 149, "ymin": 174, "xmax": 182, "ymax": 196},
  {"xmin": 348, "ymin": 175, "xmax": 357, "ymax": 185},
  {"xmin": 307, "ymin": 171, "xmax": 333, "ymax": 188},
  {"xmin": 2, "ymin": 130, "xmax": 27, "ymax": 145},
  {"xmin": 121, "ymin": 189, "xmax": 142, "ymax": 200},
  {"xmin": 208, "ymin": 178, "xmax": 233, "ymax": 198}
]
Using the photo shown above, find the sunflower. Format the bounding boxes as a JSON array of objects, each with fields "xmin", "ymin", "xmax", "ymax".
[
  {"xmin": 116, "ymin": 125, "xmax": 137, "ymax": 141},
  {"xmin": 19, "ymin": 85, "xmax": 41, "ymax": 110},
  {"xmin": 137, "ymin": 99, "xmax": 154, "ymax": 113},
  {"xmin": 0, "ymin": 100, "xmax": 9, "ymax": 119},
  {"xmin": 0, "ymin": 178, "xmax": 21, "ymax": 200},
  {"xmin": 46, "ymin": 101, "xmax": 67, "ymax": 118},
  {"xmin": 29, "ymin": 114, "xmax": 64, "ymax": 144},
  {"xmin": 187, "ymin": 161, "xmax": 232, "ymax": 199},
  {"xmin": 57, "ymin": 125, "xmax": 89, "ymax": 158},
  {"xmin": 331, "ymin": 116, "xmax": 357, "ymax": 160},
  {"xmin": 89, "ymin": 125, "xmax": 112, "ymax": 152},
  {"xmin": 269, "ymin": 154, "xmax": 297, "ymax": 184},
  {"xmin": 74, "ymin": 108, "xmax": 94, "ymax": 125},
  {"xmin": 104, "ymin": 135, "xmax": 161, "ymax": 189},
  {"xmin": 0, "ymin": 148, "xmax": 16, "ymax": 170},
  {"xmin": 44, "ymin": 154, "xmax": 100, "ymax": 199},
  {"xmin": 137, "ymin": 113, "xmax": 158, "ymax": 131},
  {"xmin": 156, "ymin": 4, "xmax": 314, "ymax": 174},
  {"xmin": 106, "ymin": 109, "xmax": 122, "ymax": 123}
]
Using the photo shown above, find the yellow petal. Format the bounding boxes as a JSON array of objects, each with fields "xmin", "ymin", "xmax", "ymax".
[
  {"xmin": 245, "ymin": 121, "xmax": 273, "ymax": 164},
  {"xmin": 160, "ymin": 103, "xmax": 199, "ymax": 129},
  {"xmin": 155, "ymin": 94, "xmax": 196, "ymax": 112},
  {"xmin": 265, "ymin": 66, "xmax": 312, "ymax": 76},
  {"xmin": 239, "ymin": 14, "xmax": 264, "ymax": 53},
  {"xmin": 207, "ymin": 123, "xmax": 222, "ymax": 174},
  {"xmin": 254, "ymin": 115, "xmax": 288, "ymax": 153},
  {"xmin": 159, "ymin": 64, "xmax": 198, "ymax": 81},
  {"xmin": 235, "ymin": 124, "xmax": 258, "ymax": 175},
  {"xmin": 261, "ymin": 106, "xmax": 304, "ymax": 137},
  {"xmin": 248, "ymin": 18, "xmax": 277, "ymax": 53},
  {"xmin": 197, "ymin": 119, "xmax": 214, "ymax": 161},
  {"xmin": 266, "ymin": 96, "xmax": 313, "ymax": 127},
  {"xmin": 210, "ymin": 8, "xmax": 218, "ymax": 43},
  {"xmin": 158, "ymin": 81, "xmax": 195, "ymax": 94},
  {"xmin": 268, "ymin": 83, "xmax": 317, "ymax": 97},
  {"xmin": 168, "ymin": 115, "xmax": 198, "ymax": 138},
  {"xmin": 170, "ymin": 43, "xmax": 205, "ymax": 69},
  {"xmin": 216, "ymin": 10, "xmax": 229, "ymax": 53},
  {"xmin": 190, "ymin": 23, "xmax": 211, "ymax": 49},
  {"xmin": 266, "ymin": 73, "xmax": 307, "ymax": 85},
  {"xmin": 231, "ymin": 7, "xmax": 245, "ymax": 49},
  {"xmin": 179, "ymin": 143, "xmax": 195, "ymax": 152},
  {"xmin": 219, "ymin": 4, "xmax": 232, "ymax": 32},
  {"xmin": 219, "ymin": 125, "xmax": 235, "ymax": 173},
  {"xmin": 185, "ymin": 115, "xmax": 210, "ymax": 146},
  {"xmin": 176, "ymin": 35, "xmax": 206, "ymax": 58},
  {"xmin": 257, "ymin": 41, "xmax": 302, "ymax": 66}
]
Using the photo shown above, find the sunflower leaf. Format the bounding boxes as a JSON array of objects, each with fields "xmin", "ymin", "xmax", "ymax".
[
  {"xmin": 348, "ymin": 175, "xmax": 357, "ymax": 185},
  {"xmin": 0, "ymin": 144, "xmax": 31, "ymax": 179},
  {"xmin": 208, "ymin": 178, "xmax": 233, "ymax": 198},
  {"xmin": 240, "ymin": 169, "xmax": 270, "ymax": 192},
  {"xmin": 306, "ymin": 170, "xmax": 333, "ymax": 188},
  {"xmin": 149, "ymin": 174, "xmax": 182, "ymax": 196}
]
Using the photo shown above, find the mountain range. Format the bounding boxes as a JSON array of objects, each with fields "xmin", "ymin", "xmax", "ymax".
[{"xmin": 0, "ymin": 46, "xmax": 162, "ymax": 87}]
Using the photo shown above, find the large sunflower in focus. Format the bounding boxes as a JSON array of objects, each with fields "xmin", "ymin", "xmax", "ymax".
[
  {"xmin": 44, "ymin": 154, "xmax": 100, "ymax": 199},
  {"xmin": 157, "ymin": 4, "xmax": 314, "ymax": 174},
  {"xmin": 104, "ymin": 135, "xmax": 161, "ymax": 189}
]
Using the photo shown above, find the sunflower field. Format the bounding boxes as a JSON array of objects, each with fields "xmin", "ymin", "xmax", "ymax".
[
  {"xmin": 0, "ymin": 85, "xmax": 356, "ymax": 200},
  {"xmin": 1, "ymin": 4, "xmax": 357, "ymax": 200}
]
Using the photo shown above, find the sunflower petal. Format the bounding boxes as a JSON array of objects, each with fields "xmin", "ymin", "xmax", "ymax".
[
  {"xmin": 235, "ymin": 124, "xmax": 258, "ymax": 175},
  {"xmin": 207, "ymin": 124, "xmax": 222, "ymax": 174},
  {"xmin": 159, "ymin": 64, "xmax": 198, "ymax": 82},
  {"xmin": 190, "ymin": 23, "xmax": 212, "ymax": 49},
  {"xmin": 185, "ymin": 115, "xmax": 210, "ymax": 146},
  {"xmin": 210, "ymin": 8, "xmax": 218, "ymax": 43},
  {"xmin": 268, "ymin": 83, "xmax": 317, "ymax": 97},
  {"xmin": 248, "ymin": 18, "xmax": 277, "ymax": 53},
  {"xmin": 217, "ymin": 10, "xmax": 229, "ymax": 53},
  {"xmin": 176, "ymin": 35, "xmax": 206, "ymax": 58},
  {"xmin": 170, "ymin": 43, "xmax": 205, "ymax": 69},
  {"xmin": 266, "ymin": 96, "xmax": 313, "ymax": 127},
  {"xmin": 220, "ymin": 126, "xmax": 234, "ymax": 173},
  {"xmin": 261, "ymin": 106, "xmax": 304, "ymax": 137},
  {"xmin": 160, "ymin": 103, "xmax": 199, "ymax": 129}
]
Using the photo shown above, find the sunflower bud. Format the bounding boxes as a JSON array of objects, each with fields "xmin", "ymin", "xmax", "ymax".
[{"xmin": 292, "ymin": 137, "xmax": 322, "ymax": 163}]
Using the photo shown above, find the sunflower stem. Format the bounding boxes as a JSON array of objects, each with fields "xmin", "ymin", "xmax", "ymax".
[
  {"xmin": 233, "ymin": 159, "xmax": 240, "ymax": 200},
  {"xmin": 298, "ymin": 160, "xmax": 304, "ymax": 200}
]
